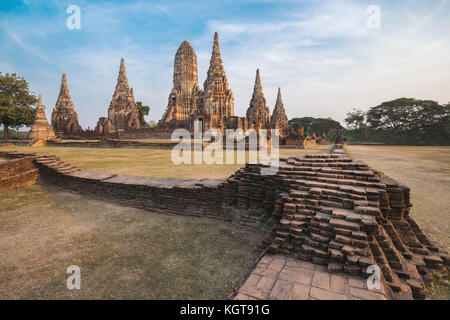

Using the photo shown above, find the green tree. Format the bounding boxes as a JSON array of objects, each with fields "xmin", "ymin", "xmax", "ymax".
[
  {"xmin": 365, "ymin": 98, "xmax": 449, "ymax": 145},
  {"xmin": 135, "ymin": 101, "xmax": 150, "ymax": 127},
  {"xmin": 289, "ymin": 117, "xmax": 342, "ymax": 140},
  {"xmin": 345, "ymin": 109, "xmax": 366, "ymax": 130},
  {"xmin": 0, "ymin": 72, "xmax": 37, "ymax": 139}
]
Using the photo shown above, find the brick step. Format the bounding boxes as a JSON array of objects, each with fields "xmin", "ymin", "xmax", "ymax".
[
  {"xmin": 57, "ymin": 167, "xmax": 81, "ymax": 174},
  {"xmin": 290, "ymin": 178, "xmax": 381, "ymax": 194},
  {"xmin": 36, "ymin": 159, "xmax": 62, "ymax": 165},
  {"xmin": 315, "ymin": 177, "xmax": 382, "ymax": 189},
  {"xmin": 47, "ymin": 162, "xmax": 71, "ymax": 169}
]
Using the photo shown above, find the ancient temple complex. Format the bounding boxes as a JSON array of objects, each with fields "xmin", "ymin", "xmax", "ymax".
[
  {"xmin": 270, "ymin": 87, "xmax": 289, "ymax": 134},
  {"xmin": 189, "ymin": 32, "xmax": 241, "ymax": 131},
  {"xmin": 51, "ymin": 74, "xmax": 82, "ymax": 136},
  {"xmin": 28, "ymin": 95, "xmax": 56, "ymax": 140},
  {"xmin": 159, "ymin": 41, "xmax": 200, "ymax": 127},
  {"xmin": 96, "ymin": 58, "xmax": 140, "ymax": 133},
  {"xmin": 246, "ymin": 69, "xmax": 271, "ymax": 130}
]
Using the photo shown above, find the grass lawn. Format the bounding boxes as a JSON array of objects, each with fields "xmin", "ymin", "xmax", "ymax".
[
  {"xmin": 345, "ymin": 145, "xmax": 450, "ymax": 251},
  {"xmin": 0, "ymin": 144, "xmax": 331, "ymax": 179},
  {"xmin": 0, "ymin": 185, "xmax": 261, "ymax": 299}
]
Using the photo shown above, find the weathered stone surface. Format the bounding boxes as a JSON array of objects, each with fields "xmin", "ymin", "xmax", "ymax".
[
  {"xmin": 189, "ymin": 32, "xmax": 236, "ymax": 131},
  {"xmin": 160, "ymin": 41, "xmax": 200, "ymax": 126},
  {"xmin": 51, "ymin": 74, "xmax": 82, "ymax": 136},
  {"xmin": 270, "ymin": 87, "xmax": 288, "ymax": 134},
  {"xmin": 28, "ymin": 95, "xmax": 56, "ymax": 140},
  {"xmin": 246, "ymin": 69, "xmax": 271, "ymax": 129},
  {"xmin": 96, "ymin": 58, "xmax": 140, "ymax": 133}
]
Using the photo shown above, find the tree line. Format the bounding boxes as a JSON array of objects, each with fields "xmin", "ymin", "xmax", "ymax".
[
  {"xmin": 345, "ymin": 98, "xmax": 449, "ymax": 145},
  {"xmin": 288, "ymin": 98, "xmax": 449, "ymax": 146}
]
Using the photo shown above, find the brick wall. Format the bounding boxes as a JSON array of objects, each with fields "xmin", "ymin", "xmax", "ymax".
[{"xmin": 0, "ymin": 157, "xmax": 39, "ymax": 190}]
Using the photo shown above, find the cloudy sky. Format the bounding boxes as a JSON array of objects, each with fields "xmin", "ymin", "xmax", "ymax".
[{"xmin": 1, "ymin": 0, "xmax": 449, "ymax": 128}]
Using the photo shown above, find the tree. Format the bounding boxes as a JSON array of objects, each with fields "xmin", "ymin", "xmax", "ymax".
[
  {"xmin": 289, "ymin": 117, "xmax": 342, "ymax": 140},
  {"xmin": 135, "ymin": 101, "xmax": 150, "ymax": 127},
  {"xmin": 345, "ymin": 109, "xmax": 366, "ymax": 130},
  {"xmin": 0, "ymin": 72, "xmax": 37, "ymax": 139},
  {"xmin": 350, "ymin": 98, "xmax": 450, "ymax": 145}
]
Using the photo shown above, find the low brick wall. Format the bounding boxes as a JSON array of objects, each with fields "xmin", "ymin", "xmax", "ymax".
[
  {"xmin": 0, "ymin": 157, "xmax": 39, "ymax": 190},
  {"xmin": 46, "ymin": 139, "xmax": 179, "ymax": 149},
  {"xmin": 35, "ymin": 162, "xmax": 279, "ymax": 231}
]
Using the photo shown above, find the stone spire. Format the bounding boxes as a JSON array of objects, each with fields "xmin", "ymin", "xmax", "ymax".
[
  {"xmin": 29, "ymin": 94, "xmax": 56, "ymax": 140},
  {"xmin": 106, "ymin": 58, "xmax": 140, "ymax": 133},
  {"xmin": 207, "ymin": 32, "xmax": 224, "ymax": 76},
  {"xmin": 270, "ymin": 87, "xmax": 289, "ymax": 132},
  {"xmin": 246, "ymin": 69, "xmax": 271, "ymax": 128},
  {"xmin": 160, "ymin": 40, "xmax": 200, "ymax": 124},
  {"xmin": 51, "ymin": 73, "xmax": 82, "ymax": 136},
  {"xmin": 190, "ymin": 32, "xmax": 234, "ymax": 129},
  {"xmin": 252, "ymin": 69, "xmax": 263, "ymax": 99},
  {"xmin": 60, "ymin": 74, "xmax": 71, "ymax": 104}
]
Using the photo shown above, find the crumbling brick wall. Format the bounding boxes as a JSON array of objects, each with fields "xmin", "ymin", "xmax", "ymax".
[{"xmin": 0, "ymin": 157, "xmax": 39, "ymax": 190}]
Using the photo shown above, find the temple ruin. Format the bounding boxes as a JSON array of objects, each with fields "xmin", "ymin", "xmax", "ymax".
[
  {"xmin": 51, "ymin": 74, "xmax": 82, "ymax": 136},
  {"xmin": 95, "ymin": 58, "xmax": 140, "ymax": 134},
  {"xmin": 28, "ymin": 95, "xmax": 56, "ymax": 141},
  {"xmin": 159, "ymin": 40, "xmax": 200, "ymax": 127},
  {"xmin": 188, "ymin": 32, "xmax": 246, "ymax": 132},
  {"xmin": 246, "ymin": 69, "xmax": 271, "ymax": 130},
  {"xmin": 270, "ymin": 88, "xmax": 289, "ymax": 135}
]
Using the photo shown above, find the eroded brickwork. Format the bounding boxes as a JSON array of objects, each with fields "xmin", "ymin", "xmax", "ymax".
[
  {"xmin": 246, "ymin": 69, "xmax": 271, "ymax": 129},
  {"xmin": 96, "ymin": 58, "xmax": 140, "ymax": 133},
  {"xmin": 0, "ymin": 157, "xmax": 39, "ymax": 190},
  {"xmin": 160, "ymin": 41, "xmax": 200, "ymax": 126},
  {"xmin": 51, "ymin": 74, "xmax": 82, "ymax": 136},
  {"xmin": 270, "ymin": 88, "xmax": 289, "ymax": 135},
  {"xmin": 28, "ymin": 95, "xmax": 56, "ymax": 140}
]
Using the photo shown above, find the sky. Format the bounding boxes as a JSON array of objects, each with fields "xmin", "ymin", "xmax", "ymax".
[{"xmin": 1, "ymin": 0, "xmax": 449, "ymax": 129}]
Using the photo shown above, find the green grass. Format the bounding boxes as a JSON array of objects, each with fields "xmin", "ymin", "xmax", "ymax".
[
  {"xmin": 0, "ymin": 185, "xmax": 261, "ymax": 299},
  {"xmin": 345, "ymin": 145, "xmax": 450, "ymax": 251},
  {"xmin": 0, "ymin": 144, "xmax": 331, "ymax": 179}
]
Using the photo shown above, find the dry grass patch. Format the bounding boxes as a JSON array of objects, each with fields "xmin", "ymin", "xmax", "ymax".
[
  {"xmin": 0, "ymin": 185, "xmax": 261, "ymax": 299},
  {"xmin": 0, "ymin": 144, "xmax": 331, "ymax": 179}
]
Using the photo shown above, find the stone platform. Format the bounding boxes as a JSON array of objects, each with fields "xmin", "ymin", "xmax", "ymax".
[{"xmin": 234, "ymin": 254, "xmax": 387, "ymax": 300}]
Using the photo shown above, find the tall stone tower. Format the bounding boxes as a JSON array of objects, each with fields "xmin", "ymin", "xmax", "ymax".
[
  {"xmin": 270, "ymin": 87, "xmax": 289, "ymax": 133},
  {"xmin": 51, "ymin": 74, "xmax": 82, "ymax": 136},
  {"xmin": 29, "ymin": 94, "xmax": 56, "ymax": 140},
  {"xmin": 246, "ymin": 69, "xmax": 271, "ymax": 129},
  {"xmin": 190, "ymin": 32, "xmax": 234, "ymax": 130},
  {"xmin": 160, "ymin": 41, "xmax": 200, "ymax": 125},
  {"xmin": 106, "ymin": 58, "xmax": 140, "ymax": 133}
]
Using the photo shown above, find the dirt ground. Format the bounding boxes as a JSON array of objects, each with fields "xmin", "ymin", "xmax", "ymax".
[
  {"xmin": 346, "ymin": 145, "xmax": 450, "ymax": 251},
  {"xmin": 0, "ymin": 185, "xmax": 261, "ymax": 299}
]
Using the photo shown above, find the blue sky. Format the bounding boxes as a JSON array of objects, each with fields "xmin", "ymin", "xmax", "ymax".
[{"xmin": 1, "ymin": 0, "xmax": 449, "ymax": 128}]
